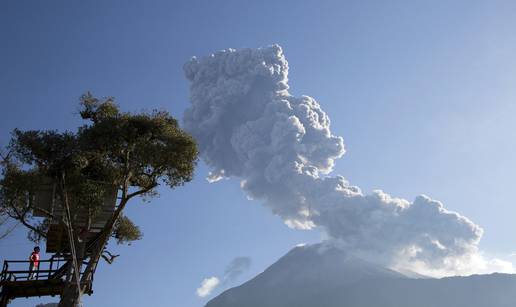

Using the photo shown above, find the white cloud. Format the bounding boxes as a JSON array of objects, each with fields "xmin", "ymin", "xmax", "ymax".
[
  {"xmin": 483, "ymin": 258, "xmax": 515, "ymax": 274},
  {"xmin": 196, "ymin": 277, "xmax": 220, "ymax": 298},
  {"xmin": 391, "ymin": 252, "xmax": 515, "ymax": 278},
  {"xmin": 183, "ymin": 45, "xmax": 498, "ymax": 277},
  {"xmin": 196, "ymin": 257, "xmax": 252, "ymax": 298}
]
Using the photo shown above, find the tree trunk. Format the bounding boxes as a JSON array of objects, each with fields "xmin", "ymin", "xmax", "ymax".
[
  {"xmin": 58, "ymin": 241, "xmax": 86, "ymax": 307},
  {"xmin": 58, "ymin": 190, "xmax": 132, "ymax": 306},
  {"xmin": 58, "ymin": 283, "xmax": 83, "ymax": 307},
  {"xmin": 79, "ymin": 195, "xmax": 130, "ymax": 288},
  {"xmin": 0, "ymin": 294, "xmax": 9, "ymax": 307}
]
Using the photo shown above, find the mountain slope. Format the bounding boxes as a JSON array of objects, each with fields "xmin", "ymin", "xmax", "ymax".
[{"xmin": 206, "ymin": 244, "xmax": 516, "ymax": 307}]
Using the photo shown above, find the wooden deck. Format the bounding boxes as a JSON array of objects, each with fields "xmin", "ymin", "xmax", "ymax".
[
  {"xmin": 1, "ymin": 279, "xmax": 65, "ymax": 298},
  {"xmin": 0, "ymin": 257, "xmax": 93, "ymax": 306}
]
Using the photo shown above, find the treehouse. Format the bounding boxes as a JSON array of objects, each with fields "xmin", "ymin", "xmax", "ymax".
[
  {"xmin": 0, "ymin": 179, "xmax": 118, "ymax": 306},
  {"xmin": 31, "ymin": 179, "xmax": 118, "ymax": 253}
]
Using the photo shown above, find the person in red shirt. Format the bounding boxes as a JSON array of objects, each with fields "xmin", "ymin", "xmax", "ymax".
[{"xmin": 28, "ymin": 246, "xmax": 40, "ymax": 280}]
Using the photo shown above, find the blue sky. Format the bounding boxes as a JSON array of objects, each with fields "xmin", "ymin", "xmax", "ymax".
[{"xmin": 1, "ymin": 0, "xmax": 516, "ymax": 306}]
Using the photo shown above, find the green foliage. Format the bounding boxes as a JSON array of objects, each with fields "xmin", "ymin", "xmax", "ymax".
[
  {"xmin": 77, "ymin": 92, "xmax": 198, "ymax": 190},
  {"xmin": 0, "ymin": 93, "xmax": 198, "ymax": 244},
  {"xmin": 0, "ymin": 163, "xmax": 47, "ymax": 242},
  {"xmin": 79, "ymin": 93, "xmax": 119, "ymax": 123},
  {"xmin": 112, "ymin": 215, "xmax": 143, "ymax": 245}
]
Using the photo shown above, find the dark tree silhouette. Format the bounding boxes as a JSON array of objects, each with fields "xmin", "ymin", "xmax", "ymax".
[{"xmin": 0, "ymin": 93, "xmax": 198, "ymax": 306}]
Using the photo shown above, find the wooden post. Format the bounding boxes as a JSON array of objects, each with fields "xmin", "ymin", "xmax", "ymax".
[
  {"xmin": 49, "ymin": 257, "xmax": 53, "ymax": 279},
  {"xmin": 0, "ymin": 293, "xmax": 9, "ymax": 307}
]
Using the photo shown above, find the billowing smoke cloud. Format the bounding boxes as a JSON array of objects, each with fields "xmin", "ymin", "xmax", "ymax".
[
  {"xmin": 224, "ymin": 256, "xmax": 252, "ymax": 283},
  {"xmin": 183, "ymin": 45, "xmax": 510, "ymax": 276},
  {"xmin": 196, "ymin": 257, "xmax": 252, "ymax": 298}
]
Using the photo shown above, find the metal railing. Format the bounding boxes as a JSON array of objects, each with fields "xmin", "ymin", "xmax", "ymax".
[{"xmin": 0, "ymin": 255, "xmax": 82, "ymax": 282}]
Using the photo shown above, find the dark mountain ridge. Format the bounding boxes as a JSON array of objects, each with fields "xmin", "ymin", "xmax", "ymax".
[{"xmin": 206, "ymin": 244, "xmax": 516, "ymax": 307}]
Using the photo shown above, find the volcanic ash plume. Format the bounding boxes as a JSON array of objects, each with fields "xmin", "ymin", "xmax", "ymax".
[{"xmin": 183, "ymin": 45, "xmax": 507, "ymax": 276}]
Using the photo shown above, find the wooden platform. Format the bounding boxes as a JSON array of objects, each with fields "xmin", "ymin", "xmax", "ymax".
[
  {"xmin": 0, "ymin": 279, "xmax": 65, "ymax": 298},
  {"xmin": 45, "ymin": 218, "xmax": 109, "ymax": 253},
  {"xmin": 0, "ymin": 257, "xmax": 93, "ymax": 306}
]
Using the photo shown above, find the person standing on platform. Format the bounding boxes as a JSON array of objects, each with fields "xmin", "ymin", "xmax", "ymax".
[{"xmin": 28, "ymin": 246, "xmax": 40, "ymax": 280}]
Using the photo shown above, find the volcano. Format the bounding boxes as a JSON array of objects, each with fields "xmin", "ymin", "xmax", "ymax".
[{"xmin": 206, "ymin": 244, "xmax": 516, "ymax": 307}]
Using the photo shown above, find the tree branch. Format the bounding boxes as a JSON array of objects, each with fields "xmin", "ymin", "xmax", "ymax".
[
  {"xmin": 126, "ymin": 184, "xmax": 157, "ymax": 200},
  {"xmin": 8, "ymin": 206, "xmax": 47, "ymax": 239},
  {"xmin": 0, "ymin": 148, "xmax": 12, "ymax": 163},
  {"xmin": 32, "ymin": 206, "xmax": 56, "ymax": 220},
  {"xmin": 0, "ymin": 221, "xmax": 19, "ymax": 240},
  {"xmin": 101, "ymin": 250, "xmax": 120, "ymax": 264}
]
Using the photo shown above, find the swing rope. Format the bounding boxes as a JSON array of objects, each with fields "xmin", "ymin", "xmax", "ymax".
[{"xmin": 61, "ymin": 173, "xmax": 82, "ymax": 299}]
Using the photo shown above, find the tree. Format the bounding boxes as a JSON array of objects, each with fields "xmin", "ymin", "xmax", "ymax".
[
  {"xmin": 0, "ymin": 150, "xmax": 19, "ymax": 240},
  {"xmin": 0, "ymin": 93, "xmax": 198, "ymax": 306}
]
